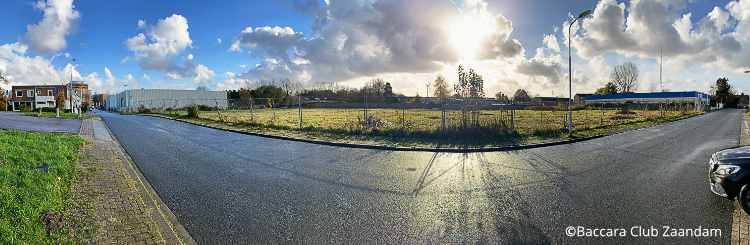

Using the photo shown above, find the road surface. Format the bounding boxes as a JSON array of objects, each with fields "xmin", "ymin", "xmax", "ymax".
[
  {"xmin": 96, "ymin": 109, "xmax": 739, "ymax": 244},
  {"xmin": 0, "ymin": 114, "xmax": 81, "ymax": 133}
]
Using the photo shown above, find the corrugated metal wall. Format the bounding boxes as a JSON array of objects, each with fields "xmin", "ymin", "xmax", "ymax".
[{"xmin": 113, "ymin": 89, "xmax": 228, "ymax": 111}]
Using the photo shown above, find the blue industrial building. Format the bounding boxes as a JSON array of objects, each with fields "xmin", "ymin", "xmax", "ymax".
[{"xmin": 583, "ymin": 91, "xmax": 710, "ymax": 111}]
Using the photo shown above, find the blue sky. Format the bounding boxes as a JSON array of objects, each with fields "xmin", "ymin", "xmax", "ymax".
[{"xmin": 1, "ymin": 0, "xmax": 749, "ymax": 97}]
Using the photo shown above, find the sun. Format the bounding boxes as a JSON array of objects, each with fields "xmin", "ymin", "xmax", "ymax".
[{"xmin": 450, "ymin": 16, "xmax": 491, "ymax": 60}]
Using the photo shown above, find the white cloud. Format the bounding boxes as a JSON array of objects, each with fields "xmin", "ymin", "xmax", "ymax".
[
  {"xmin": 224, "ymin": 71, "xmax": 235, "ymax": 78},
  {"xmin": 239, "ymin": 64, "xmax": 246, "ymax": 69},
  {"xmin": 543, "ymin": 34, "xmax": 560, "ymax": 52},
  {"xmin": 143, "ymin": 74, "xmax": 150, "ymax": 80},
  {"xmin": 122, "ymin": 14, "xmax": 215, "ymax": 84},
  {"xmin": 25, "ymin": 0, "xmax": 81, "ymax": 54},
  {"xmin": 229, "ymin": 0, "xmax": 530, "ymax": 84},
  {"xmin": 571, "ymin": 0, "xmax": 749, "ymax": 73},
  {"xmin": 216, "ymin": 38, "xmax": 222, "ymax": 44}
]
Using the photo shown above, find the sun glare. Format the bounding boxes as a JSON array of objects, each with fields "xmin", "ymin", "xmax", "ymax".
[{"xmin": 450, "ymin": 16, "xmax": 491, "ymax": 60}]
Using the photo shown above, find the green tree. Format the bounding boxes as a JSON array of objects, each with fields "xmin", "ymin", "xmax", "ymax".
[
  {"xmin": 454, "ymin": 65, "xmax": 485, "ymax": 98},
  {"xmin": 384, "ymin": 82, "xmax": 394, "ymax": 97},
  {"xmin": 513, "ymin": 89, "xmax": 531, "ymax": 101},
  {"xmin": 594, "ymin": 82, "xmax": 617, "ymax": 95},
  {"xmin": 81, "ymin": 101, "xmax": 90, "ymax": 113},
  {"xmin": 251, "ymin": 85, "xmax": 284, "ymax": 99},
  {"xmin": 711, "ymin": 77, "xmax": 737, "ymax": 107},
  {"xmin": 414, "ymin": 93, "xmax": 422, "ymax": 103},
  {"xmin": 238, "ymin": 88, "xmax": 251, "ymax": 98},
  {"xmin": 495, "ymin": 91, "xmax": 504, "ymax": 101}
]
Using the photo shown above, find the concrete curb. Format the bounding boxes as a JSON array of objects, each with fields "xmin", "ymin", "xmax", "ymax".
[
  {"xmin": 133, "ymin": 113, "xmax": 701, "ymax": 153},
  {"xmin": 95, "ymin": 115, "xmax": 198, "ymax": 245}
]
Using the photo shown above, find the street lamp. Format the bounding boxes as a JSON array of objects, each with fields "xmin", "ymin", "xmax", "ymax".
[
  {"xmin": 568, "ymin": 9, "xmax": 591, "ymax": 135},
  {"xmin": 124, "ymin": 85, "xmax": 128, "ymax": 112}
]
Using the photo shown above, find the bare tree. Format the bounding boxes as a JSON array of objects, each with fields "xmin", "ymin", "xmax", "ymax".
[
  {"xmin": 278, "ymin": 77, "xmax": 303, "ymax": 96},
  {"xmin": 648, "ymin": 82, "xmax": 657, "ymax": 93},
  {"xmin": 196, "ymin": 86, "xmax": 210, "ymax": 91},
  {"xmin": 433, "ymin": 75, "xmax": 451, "ymax": 99},
  {"xmin": 363, "ymin": 78, "xmax": 386, "ymax": 96},
  {"xmin": 610, "ymin": 62, "xmax": 639, "ymax": 93}
]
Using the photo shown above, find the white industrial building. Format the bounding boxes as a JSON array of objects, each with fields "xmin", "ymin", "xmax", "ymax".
[{"xmin": 113, "ymin": 89, "xmax": 227, "ymax": 112}]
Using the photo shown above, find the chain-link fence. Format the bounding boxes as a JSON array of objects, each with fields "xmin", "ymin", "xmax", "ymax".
[{"xmin": 127, "ymin": 96, "xmax": 702, "ymax": 137}]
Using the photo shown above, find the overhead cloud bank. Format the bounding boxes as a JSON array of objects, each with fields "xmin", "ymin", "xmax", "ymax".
[
  {"xmin": 122, "ymin": 14, "xmax": 215, "ymax": 85},
  {"xmin": 25, "ymin": 0, "xmax": 81, "ymax": 54},
  {"xmin": 227, "ymin": 0, "xmax": 524, "ymax": 84},
  {"xmin": 571, "ymin": 0, "xmax": 750, "ymax": 72}
]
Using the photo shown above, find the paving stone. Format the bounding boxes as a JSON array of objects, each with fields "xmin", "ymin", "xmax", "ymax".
[{"xmin": 77, "ymin": 119, "xmax": 166, "ymax": 244}]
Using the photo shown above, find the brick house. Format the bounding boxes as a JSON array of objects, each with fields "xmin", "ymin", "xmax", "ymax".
[
  {"xmin": 574, "ymin": 93, "xmax": 593, "ymax": 104},
  {"xmin": 738, "ymin": 93, "xmax": 749, "ymax": 109},
  {"xmin": 11, "ymin": 85, "xmax": 69, "ymax": 111}
]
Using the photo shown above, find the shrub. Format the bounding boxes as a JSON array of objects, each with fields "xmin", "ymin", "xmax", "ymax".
[
  {"xmin": 186, "ymin": 103, "xmax": 200, "ymax": 118},
  {"xmin": 198, "ymin": 104, "xmax": 213, "ymax": 111},
  {"xmin": 42, "ymin": 107, "xmax": 57, "ymax": 113},
  {"xmin": 81, "ymin": 102, "xmax": 89, "ymax": 113},
  {"xmin": 138, "ymin": 105, "xmax": 152, "ymax": 114},
  {"xmin": 571, "ymin": 104, "xmax": 587, "ymax": 110},
  {"xmin": 18, "ymin": 104, "xmax": 30, "ymax": 112}
]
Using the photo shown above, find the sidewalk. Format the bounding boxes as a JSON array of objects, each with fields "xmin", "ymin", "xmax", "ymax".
[
  {"xmin": 733, "ymin": 113, "xmax": 750, "ymax": 244},
  {"xmin": 78, "ymin": 118, "xmax": 185, "ymax": 244}
]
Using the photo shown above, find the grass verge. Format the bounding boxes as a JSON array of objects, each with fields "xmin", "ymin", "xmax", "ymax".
[
  {"xmin": 23, "ymin": 112, "xmax": 89, "ymax": 120},
  {"xmin": 0, "ymin": 130, "xmax": 96, "ymax": 244},
  {"xmin": 144, "ymin": 110, "xmax": 707, "ymax": 149}
]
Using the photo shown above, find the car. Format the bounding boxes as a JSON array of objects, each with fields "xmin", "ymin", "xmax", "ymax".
[{"xmin": 709, "ymin": 146, "xmax": 750, "ymax": 213}]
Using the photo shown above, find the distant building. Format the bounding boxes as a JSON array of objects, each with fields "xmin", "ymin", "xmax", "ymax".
[
  {"xmin": 92, "ymin": 94, "xmax": 110, "ymax": 108},
  {"xmin": 584, "ymin": 91, "xmax": 710, "ymax": 111},
  {"xmin": 113, "ymin": 89, "xmax": 228, "ymax": 112},
  {"xmin": 738, "ymin": 93, "xmax": 749, "ymax": 109},
  {"xmin": 69, "ymin": 81, "xmax": 91, "ymax": 105},
  {"xmin": 10, "ymin": 85, "xmax": 71, "ymax": 111},
  {"xmin": 574, "ymin": 93, "xmax": 593, "ymax": 104}
]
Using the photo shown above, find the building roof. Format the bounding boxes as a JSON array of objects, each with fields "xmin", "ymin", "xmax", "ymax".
[{"xmin": 585, "ymin": 91, "xmax": 710, "ymax": 102}]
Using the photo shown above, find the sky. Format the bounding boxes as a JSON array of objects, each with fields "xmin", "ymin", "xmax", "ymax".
[{"xmin": 1, "ymin": 0, "xmax": 750, "ymax": 98}]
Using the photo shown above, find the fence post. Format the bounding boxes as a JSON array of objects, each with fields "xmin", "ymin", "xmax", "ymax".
[
  {"xmin": 364, "ymin": 95, "xmax": 368, "ymax": 121},
  {"xmin": 402, "ymin": 97, "xmax": 405, "ymax": 133},
  {"xmin": 511, "ymin": 99, "xmax": 515, "ymax": 133},
  {"xmin": 298, "ymin": 96, "xmax": 302, "ymax": 128},
  {"xmin": 441, "ymin": 97, "xmax": 445, "ymax": 136},
  {"xmin": 250, "ymin": 98, "xmax": 254, "ymax": 122},
  {"xmin": 600, "ymin": 103, "xmax": 603, "ymax": 126}
]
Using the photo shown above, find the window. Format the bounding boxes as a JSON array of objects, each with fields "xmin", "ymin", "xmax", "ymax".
[
  {"xmin": 16, "ymin": 90, "xmax": 22, "ymax": 97},
  {"xmin": 48, "ymin": 90, "xmax": 53, "ymax": 96},
  {"xmin": 28, "ymin": 90, "xmax": 34, "ymax": 97}
]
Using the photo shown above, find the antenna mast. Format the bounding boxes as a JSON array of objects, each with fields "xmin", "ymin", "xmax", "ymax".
[{"xmin": 660, "ymin": 48, "xmax": 663, "ymax": 92}]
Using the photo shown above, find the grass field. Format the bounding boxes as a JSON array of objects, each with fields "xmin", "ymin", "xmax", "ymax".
[
  {"xmin": 0, "ymin": 130, "xmax": 88, "ymax": 244},
  {"xmin": 23, "ymin": 112, "xmax": 89, "ymax": 120},
  {"xmin": 159, "ymin": 103, "xmax": 698, "ymax": 137}
]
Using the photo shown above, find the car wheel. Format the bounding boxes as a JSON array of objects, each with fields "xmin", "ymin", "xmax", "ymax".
[{"xmin": 740, "ymin": 183, "xmax": 750, "ymax": 215}]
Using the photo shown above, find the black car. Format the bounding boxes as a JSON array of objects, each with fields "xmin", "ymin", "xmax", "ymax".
[{"xmin": 710, "ymin": 146, "xmax": 750, "ymax": 213}]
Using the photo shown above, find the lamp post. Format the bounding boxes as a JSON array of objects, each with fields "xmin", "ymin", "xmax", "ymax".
[
  {"xmin": 124, "ymin": 84, "xmax": 128, "ymax": 112},
  {"xmin": 568, "ymin": 9, "xmax": 591, "ymax": 135}
]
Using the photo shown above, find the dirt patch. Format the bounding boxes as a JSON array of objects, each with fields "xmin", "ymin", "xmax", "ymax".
[{"xmin": 40, "ymin": 211, "xmax": 68, "ymax": 235}]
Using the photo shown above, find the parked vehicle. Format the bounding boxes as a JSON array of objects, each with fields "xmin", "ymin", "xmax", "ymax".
[{"xmin": 709, "ymin": 146, "xmax": 750, "ymax": 213}]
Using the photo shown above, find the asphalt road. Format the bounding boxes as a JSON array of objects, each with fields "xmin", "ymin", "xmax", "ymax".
[
  {"xmin": 0, "ymin": 114, "xmax": 81, "ymax": 133},
  {"xmin": 96, "ymin": 109, "xmax": 739, "ymax": 244}
]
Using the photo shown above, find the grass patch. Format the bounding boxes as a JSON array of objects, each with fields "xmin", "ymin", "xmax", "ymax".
[
  {"xmin": 147, "ymin": 108, "xmax": 708, "ymax": 148},
  {"xmin": 23, "ymin": 112, "xmax": 88, "ymax": 120},
  {"xmin": 0, "ymin": 130, "xmax": 88, "ymax": 244}
]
